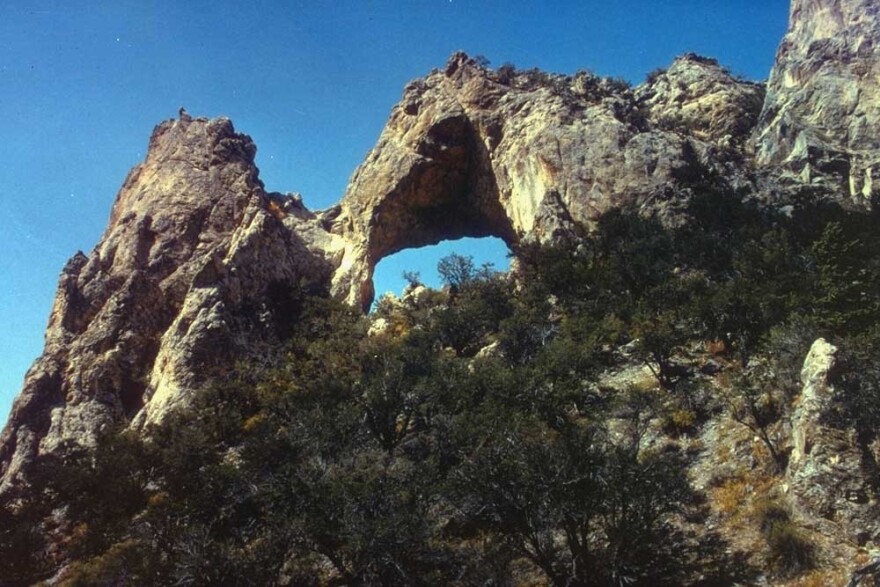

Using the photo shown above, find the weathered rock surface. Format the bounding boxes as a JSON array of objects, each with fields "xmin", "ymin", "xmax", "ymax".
[
  {"xmin": 756, "ymin": 0, "xmax": 880, "ymax": 202},
  {"xmin": 636, "ymin": 53, "xmax": 765, "ymax": 146},
  {"xmin": 787, "ymin": 338, "xmax": 880, "ymax": 544},
  {"xmin": 0, "ymin": 116, "xmax": 338, "ymax": 493},
  {"xmin": 3, "ymin": 0, "xmax": 880, "ymax": 500},
  {"xmin": 329, "ymin": 53, "xmax": 761, "ymax": 309}
]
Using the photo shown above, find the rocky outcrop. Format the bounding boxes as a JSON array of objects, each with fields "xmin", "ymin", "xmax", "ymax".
[
  {"xmin": 329, "ymin": 53, "xmax": 760, "ymax": 309},
  {"xmin": 0, "ymin": 55, "xmax": 764, "ymax": 489},
  {"xmin": 3, "ymin": 0, "xmax": 880, "ymax": 497},
  {"xmin": 787, "ymin": 338, "xmax": 880, "ymax": 544},
  {"xmin": 0, "ymin": 116, "xmax": 340, "ymax": 493},
  {"xmin": 756, "ymin": 0, "xmax": 880, "ymax": 201},
  {"xmin": 636, "ymin": 53, "xmax": 765, "ymax": 146}
]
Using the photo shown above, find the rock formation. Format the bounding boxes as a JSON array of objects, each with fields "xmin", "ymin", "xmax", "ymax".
[
  {"xmin": 329, "ymin": 52, "xmax": 763, "ymax": 308},
  {"xmin": 0, "ymin": 117, "xmax": 341, "ymax": 493},
  {"xmin": 756, "ymin": 0, "xmax": 880, "ymax": 201},
  {"xmin": 1, "ymin": 0, "xmax": 878, "ymax": 498},
  {"xmin": 788, "ymin": 338, "xmax": 879, "ymax": 544},
  {"xmin": 637, "ymin": 53, "xmax": 765, "ymax": 146}
]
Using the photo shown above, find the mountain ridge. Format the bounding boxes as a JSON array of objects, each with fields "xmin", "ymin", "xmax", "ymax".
[{"xmin": 2, "ymin": 3, "xmax": 880, "ymax": 582}]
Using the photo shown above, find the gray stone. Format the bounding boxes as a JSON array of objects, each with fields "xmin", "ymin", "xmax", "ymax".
[
  {"xmin": 787, "ymin": 339, "xmax": 880, "ymax": 544},
  {"xmin": 756, "ymin": 0, "xmax": 880, "ymax": 203}
]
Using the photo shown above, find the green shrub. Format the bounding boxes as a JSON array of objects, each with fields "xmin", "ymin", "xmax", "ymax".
[{"xmin": 645, "ymin": 67, "xmax": 667, "ymax": 84}]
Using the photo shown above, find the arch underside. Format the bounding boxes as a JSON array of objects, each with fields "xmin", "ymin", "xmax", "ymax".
[{"xmin": 357, "ymin": 113, "xmax": 518, "ymax": 307}]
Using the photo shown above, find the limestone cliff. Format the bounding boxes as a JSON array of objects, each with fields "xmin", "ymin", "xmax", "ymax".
[
  {"xmin": 2, "ymin": 0, "xmax": 879, "ymax": 500},
  {"xmin": 756, "ymin": 0, "xmax": 880, "ymax": 201}
]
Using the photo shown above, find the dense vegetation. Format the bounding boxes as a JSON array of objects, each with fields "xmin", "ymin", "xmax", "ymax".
[{"xmin": 4, "ymin": 185, "xmax": 880, "ymax": 586}]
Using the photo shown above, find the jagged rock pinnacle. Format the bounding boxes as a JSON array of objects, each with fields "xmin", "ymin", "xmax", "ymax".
[{"xmin": 0, "ymin": 117, "xmax": 337, "ymax": 493}]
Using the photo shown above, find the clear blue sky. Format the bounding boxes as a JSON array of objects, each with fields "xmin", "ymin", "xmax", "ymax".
[{"xmin": 0, "ymin": 0, "xmax": 789, "ymax": 426}]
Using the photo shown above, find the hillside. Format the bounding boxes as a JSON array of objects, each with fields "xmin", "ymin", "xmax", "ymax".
[{"xmin": 2, "ymin": 0, "xmax": 880, "ymax": 584}]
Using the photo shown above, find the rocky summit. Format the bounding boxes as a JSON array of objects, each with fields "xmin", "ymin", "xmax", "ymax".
[{"xmin": 2, "ymin": 0, "xmax": 880, "ymax": 584}]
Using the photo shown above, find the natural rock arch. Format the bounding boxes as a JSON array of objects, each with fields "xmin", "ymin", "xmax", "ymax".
[
  {"xmin": 327, "ymin": 74, "xmax": 521, "ymax": 311},
  {"xmin": 360, "ymin": 114, "xmax": 515, "ymax": 263},
  {"xmin": 8, "ymin": 10, "xmax": 860, "ymax": 494},
  {"xmin": 325, "ymin": 52, "xmax": 770, "ymax": 310}
]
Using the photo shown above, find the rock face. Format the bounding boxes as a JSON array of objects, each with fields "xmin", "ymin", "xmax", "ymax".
[
  {"xmin": 329, "ymin": 52, "xmax": 761, "ymax": 309},
  {"xmin": 2, "ymin": 0, "xmax": 880, "ymax": 494},
  {"xmin": 787, "ymin": 339, "xmax": 880, "ymax": 544},
  {"xmin": 756, "ymin": 0, "xmax": 880, "ymax": 201},
  {"xmin": 637, "ymin": 53, "xmax": 765, "ymax": 146},
  {"xmin": 0, "ymin": 116, "xmax": 340, "ymax": 493}
]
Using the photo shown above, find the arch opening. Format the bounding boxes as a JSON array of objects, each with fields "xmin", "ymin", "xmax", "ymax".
[
  {"xmin": 335, "ymin": 107, "xmax": 522, "ymax": 311},
  {"xmin": 371, "ymin": 236, "xmax": 511, "ymax": 309}
]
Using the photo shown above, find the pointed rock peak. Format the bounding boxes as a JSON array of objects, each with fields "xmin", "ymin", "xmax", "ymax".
[
  {"xmin": 146, "ymin": 115, "xmax": 256, "ymax": 169},
  {"xmin": 656, "ymin": 53, "xmax": 755, "ymax": 85},
  {"xmin": 0, "ymin": 108, "xmax": 339, "ymax": 494},
  {"xmin": 445, "ymin": 51, "xmax": 479, "ymax": 75},
  {"xmin": 108, "ymin": 114, "xmax": 261, "ymax": 229}
]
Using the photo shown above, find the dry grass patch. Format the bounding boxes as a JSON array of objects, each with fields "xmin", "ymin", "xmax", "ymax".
[{"xmin": 782, "ymin": 568, "xmax": 848, "ymax": 587}]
